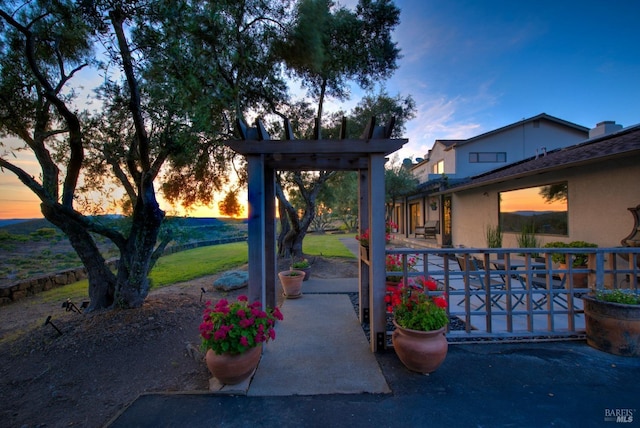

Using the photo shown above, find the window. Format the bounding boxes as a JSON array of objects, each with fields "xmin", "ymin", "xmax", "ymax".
[
  {"xmin": 433, "ymin": 160, "xmax": 444, "ymax": 174},
  {"xmin": 499, "ymin": 183, "xmax": 568, "ymax": 235},
  {"xmin": 469, "ymin": 152, "xmax": 507, "ymax": 163}
]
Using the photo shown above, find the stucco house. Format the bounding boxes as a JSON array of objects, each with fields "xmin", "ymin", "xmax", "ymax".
[
  {"xmin": 442, "ymin": 122, "xmax": 640, "ymax": 249},
  {"xmin": 398, "ymin": 114, "xmax": 640, "ymax": 247},
  {"xmin": 412, "ymin": 113, "xmax": 589, "ymax": 183}
]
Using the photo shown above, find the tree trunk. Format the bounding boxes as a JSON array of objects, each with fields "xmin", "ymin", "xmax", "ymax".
[
  {"xmin": 40, "ymin": 202, "xmax": 117, "ymax": 311},
  {"xmin": 277, "ymin": 196, "xmax": 291, "ymax": 258},
  {"xmin": 114, "ymin": 182, "xmax": 165, "ymax": 308}
]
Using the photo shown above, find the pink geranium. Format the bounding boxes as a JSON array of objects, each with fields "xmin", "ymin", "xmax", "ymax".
[{"xmin": 200, "ymin": 296, "xmax": 283, "ymax": 355}]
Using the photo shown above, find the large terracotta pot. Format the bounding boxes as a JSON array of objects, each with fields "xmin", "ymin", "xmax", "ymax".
[
  {"xmin": 392, "ymin": 320, "xmax": 448, "ymax": 374},
  {"xmin": 278, "ymin": 270, "xmax": 305, "ymax": 298},
  {"xmin": 583, "ymin": 295, "xmax": 640, "ymax": 357},
  {"xmin": 205, "ymin": 344, "xmax": 262, "ymax": 385}
]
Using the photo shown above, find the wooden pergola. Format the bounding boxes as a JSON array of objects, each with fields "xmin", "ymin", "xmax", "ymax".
[{"xmin": 226, "ymin": 117, "xmax": 406, "ymax": 352}]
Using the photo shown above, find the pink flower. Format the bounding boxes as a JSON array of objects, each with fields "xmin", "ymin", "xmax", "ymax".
[
  {"xmin": 199, "ymin": 296, "xmax": 282, "ymax": 355},
  {"xmin": 239, "ymin": 318, "xmax": 254, "ymax": 328},
  {"xmin": 268, "ymin": 328, "xmax": 276, "ymax": 340}
]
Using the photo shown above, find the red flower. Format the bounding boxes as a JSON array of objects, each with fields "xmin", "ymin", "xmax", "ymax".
[{"xmin": 434, "ymin": 296, "xmax": 448, "ymax": 308}]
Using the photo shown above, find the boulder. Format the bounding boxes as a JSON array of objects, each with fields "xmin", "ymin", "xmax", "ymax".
[{"xmin": 213, "ymin": 271, "xmax": 249, "ymax": 291}]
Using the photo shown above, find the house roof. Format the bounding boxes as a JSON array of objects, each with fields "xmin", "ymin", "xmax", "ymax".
[
  {"xmin": 450, "ymin": 113, "xmax": 589, "ymax": 149},
  {"xmin": 411, "ymin": 113, "xmax": 588, "ymax": 169},
  {"xmin": 436, "ymin": 139, "xmax": 461, "ymax": 151},
  {"xmin": 448, "ymin": 124, "xmax": 640, "ymax": 192}
]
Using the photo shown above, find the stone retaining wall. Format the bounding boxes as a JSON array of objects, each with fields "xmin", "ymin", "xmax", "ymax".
[{"xmin": 0, "ymin": 236, "xmax": 246, "ymax": 306}]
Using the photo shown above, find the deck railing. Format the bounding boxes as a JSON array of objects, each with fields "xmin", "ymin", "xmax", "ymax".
[{"xmin": 385, "ymin": 247, "xmax": 640, "ymax": 342}]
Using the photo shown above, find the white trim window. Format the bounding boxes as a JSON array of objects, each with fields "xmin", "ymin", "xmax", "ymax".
[{"xmin": 433, "ymin": 160, "xmax": 444, "ymax": 174}]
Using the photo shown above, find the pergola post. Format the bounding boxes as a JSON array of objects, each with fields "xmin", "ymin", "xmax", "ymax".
[
  {"xmin": 369, "ymin": 153, "xmax": 387, "ymax": 352},
  {"xmin": 227, "ymin": 116, "xmax": 406, "ymax": 353},
  {"xmin": 247, "ymin": 154, "xmax": 271, "ymax": 308},
  {"xmin": 358, "ymin": 168, "xmax": 370, "ymax": 325}
]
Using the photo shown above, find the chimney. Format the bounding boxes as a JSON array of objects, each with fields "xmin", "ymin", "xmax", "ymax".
[{"xmin": 589, "ymin": 121, "xmax": 622, "ymax": 139}]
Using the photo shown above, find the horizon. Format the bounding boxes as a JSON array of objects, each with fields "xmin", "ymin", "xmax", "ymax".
[{"xmin": 2, "ymin": 0, "xmax": 638, "ymax": 219}]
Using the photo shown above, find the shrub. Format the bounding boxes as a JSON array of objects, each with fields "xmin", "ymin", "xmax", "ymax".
[{"xmin": 544, "ymin": 241, "xmax": 598, "ymax": 266}]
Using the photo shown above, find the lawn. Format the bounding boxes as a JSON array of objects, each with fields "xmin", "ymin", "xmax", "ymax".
[{"xmin": 35, "ymin": 233, "xmax": 356, "ymax": 302}]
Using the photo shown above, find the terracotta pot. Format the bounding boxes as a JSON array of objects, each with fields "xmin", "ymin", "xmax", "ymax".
[
  {"xmin": 278, "ymin": 270, "xmax": 305, "ymax": 298},
  {"xmin": 205, "ymin": 344, "xmax": 262, "ymax": 385},
  {"xmin": 385, "ymin": 280, "xmax": 401, "ymax": 289},
  {"xmin": 583, "ymin": 295, "xmax": 640, "ymax": 357},
  {"xmin": 392, "ymin": 320, "xmax": 448, "ymax": 374},
  {"xmin": 290, "ymin": 266, "xmax": 311, "ymax": 281},
  {"xmin": 360, "ymin": 246, "xmax": 369, "ymax": 262},
  {"xmin": 559, "ymin": 263, "xmax": 588, "ymax": 288}
]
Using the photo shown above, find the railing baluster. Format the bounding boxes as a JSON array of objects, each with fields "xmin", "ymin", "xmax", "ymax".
[{"xmin": 383, "ymin": 246, "xmax": 640, "ymax": 342}]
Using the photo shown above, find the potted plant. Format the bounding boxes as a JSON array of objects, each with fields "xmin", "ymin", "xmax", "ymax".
[
  {"xmin": 544, "ymin": 241, "xmax": 598, "ymax": 287},
  {"xmin": 430, "ymin": 201, "xmax": 438, "ymax": 211},
  {"xmin": 385, "ymin": 253, "xmax": 417, "ymax": 286},
  {"xmin": 199, "ymin": 296, "xmax": 283, "ymax": 384},
  {"xmin": 290, "ymin": 258, "xmax": 311, "ymax": 281},
  {"xmin": 387, "ymin": 276, "xmax": 449, "ymax": 373},
  {"xmin": 355, "ymin": 223, "xmax": 393, "ymax": 261},
  {"xmin": 278, "ymin": 269, "xmax": 305, "ymax": 298},
  {"xmin": 583, "ymin": 289, "xmax": 640, "ymax": 357}
]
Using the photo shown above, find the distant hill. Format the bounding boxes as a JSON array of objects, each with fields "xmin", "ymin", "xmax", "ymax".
[
  {"xmin": 0, "ymin": 216, "xmax": 246, "ymax": 235},
  {"xmin": 500, "ymin": 211, "xmax": 567, "ymax": 235},
  {"xmin": 0, "ymin": 218, "xmax": 55, "ymax": 233},
  {"xmin": 507, "ymin": 210, "xmax": 557, "ymax": 217}
]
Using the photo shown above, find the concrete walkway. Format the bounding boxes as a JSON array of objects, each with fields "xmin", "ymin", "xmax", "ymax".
[
  {"xmin": 108, "ymin": 240, "xmax": 640, "ymax": 427},
  {"xmin": 109, "ymin": 338, "xmax": 640, "ymax": 427},
  {"xmin": 249, "ymin": 279, "xmax": 389, "ymax": 396}
]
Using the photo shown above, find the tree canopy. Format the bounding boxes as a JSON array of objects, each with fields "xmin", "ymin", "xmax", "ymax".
[
  {"xmin": 0, "ymin": 0, "xmax": 291, "ymax": 309},
  {"xmin": 0, "ymin": 0, "xmax": 411, "ymax": 309}
]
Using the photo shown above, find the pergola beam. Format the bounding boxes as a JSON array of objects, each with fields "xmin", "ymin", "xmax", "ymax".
[{"xmin": 228, "ymin": 116, "xmax": 407, "ymax": 352}]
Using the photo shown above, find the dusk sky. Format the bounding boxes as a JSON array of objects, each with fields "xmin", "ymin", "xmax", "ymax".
[{"xmin": 1, "ymin": 0, "xmax": 639, "ymax": 219}]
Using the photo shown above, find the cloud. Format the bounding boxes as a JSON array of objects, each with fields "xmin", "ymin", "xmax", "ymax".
[{"xmin": 394, "ymin": 78, "xmax": 500, "ymax": 160}]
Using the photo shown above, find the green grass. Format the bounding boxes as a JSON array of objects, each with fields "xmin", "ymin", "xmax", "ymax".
[
  {"xmin": 34, "ymin": 233, "xmax": 355, "ymax": 302},
  {"xmin": 150, "ymin": 242, "xmax": 248, "ymax": 286},
  {"xmin": 304, "ymin": 233, "xmax": 356, "ymax": 258}
]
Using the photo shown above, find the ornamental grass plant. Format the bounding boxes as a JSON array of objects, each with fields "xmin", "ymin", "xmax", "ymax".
[{"xmin": 199, "ymin": 296, "xmax": 283, "ymax": 355}]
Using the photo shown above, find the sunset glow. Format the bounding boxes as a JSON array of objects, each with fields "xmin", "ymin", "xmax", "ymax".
[{"xmin": 499, "ymin": 187, "xmax": 567, "ymax": 213}]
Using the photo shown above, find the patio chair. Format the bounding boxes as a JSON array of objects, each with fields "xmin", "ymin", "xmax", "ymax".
[
  {"xmin": 455, "ymin": 256, "xmax": 506, "ymax": 311},
  {"xmin": 527, "ymin": 274, "xmax": 569, "ymax": 309}
]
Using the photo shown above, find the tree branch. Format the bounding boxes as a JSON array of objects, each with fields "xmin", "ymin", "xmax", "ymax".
[{"xmin": 109, "ymin": 8, "xmax": 151, "ymax": 173}]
